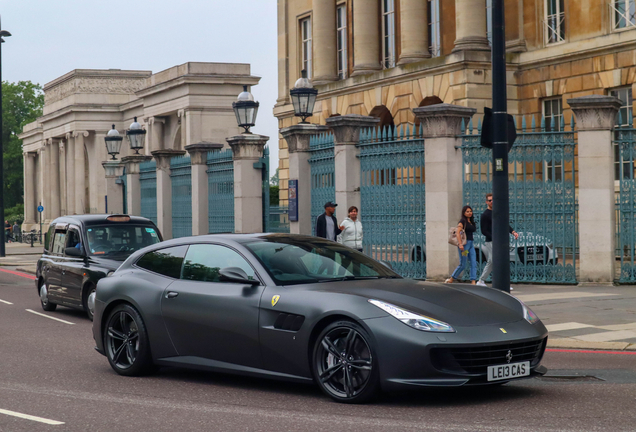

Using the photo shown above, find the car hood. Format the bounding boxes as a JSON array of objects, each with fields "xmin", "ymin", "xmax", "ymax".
[
  {"xmin": 310, "ymin": 279, "xmax": 523, "ymax": 327},
  {"xmin": 89, "ymin": 256, "xmax": 126, "ymax": 271}
]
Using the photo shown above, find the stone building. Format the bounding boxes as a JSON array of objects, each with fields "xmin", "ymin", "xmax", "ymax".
[
  {"xmin": 19, "ymin": 62, "xmax": 259, "ymax": 232},
  {"xmin": 274, "ymin": 0, "xmax": 636, "ymax": 205}
]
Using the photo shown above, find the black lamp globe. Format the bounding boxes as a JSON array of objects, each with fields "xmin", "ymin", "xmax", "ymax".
[
  {"xmin": 290, "ymin": 69, "xmax": 318, "ymax": 123},
  {"xmin": 126, "ymin": 117, "xmax": 146, "ymax": 154},
  {"xmin": 104, "ymin": 125, "xmax": 123, "ymax": 160},
  {"xmin": 233, "ymin": 85, "xmax": 259, "ymax": 133}
]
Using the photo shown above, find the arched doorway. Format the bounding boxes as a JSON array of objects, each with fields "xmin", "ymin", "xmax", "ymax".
[{"xmin": 369, "ymin": 105, "xmax": 395, "ymax": 131}]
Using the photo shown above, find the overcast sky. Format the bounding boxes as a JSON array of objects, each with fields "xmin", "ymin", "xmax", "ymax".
[{"xmin": 0, "ymin": 0, "xmax": 279, "ymax": 171}]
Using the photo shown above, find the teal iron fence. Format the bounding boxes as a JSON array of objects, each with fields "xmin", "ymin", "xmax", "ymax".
[
  {"xmin": 614, "ymin": 115, "xmax": 636, "ymax": 283},
  {"xmin": 170, "ymin": 155, "xmax": 192, "ymax": 238},
  {"xmin": 461, "ymin": 116, "xmax": 578, "ymax": 284},
  {"xmin": 269, "ymin": 206, "xmax": 290, "ymax": 233},
  {"xmin": 261, "ymin": 146, "xmax": 270, "ymax": 232},
  {"xmin": 358, "ymin": 125, "xmax": 426, "ymax": 279},
  {"xmin": 207, "ymin": 149, "xmax": 234, "ymax": 233},
  {"xmin": 120, "ymin": 167, "xmax": 127, "ymax": 215},
  {"xmin": 309, "ymin": 132, "xmax": 336, "ymax": 235},
  {"xmin": 139, "ymin": 159, "xmax": 157, "ymax": 225}
]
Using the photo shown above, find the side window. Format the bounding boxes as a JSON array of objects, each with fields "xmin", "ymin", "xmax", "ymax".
[
  {"xmin": 65, "ymin": 228, "xmax": 81, "ymax": 252},
  {"xmin": 51, "ymin": 231, "xmax": 67, "ymax": 256},
  {"xmin": 45, "ymin": 224, "xmax": 55, "ymax": 252},
  {"xmin": 136, "ymin": 245, "xmax": 188, "ymax": 279},
  {"xmin": 182, "ymin": 244, "xmax": 256, "ymax": 282}
]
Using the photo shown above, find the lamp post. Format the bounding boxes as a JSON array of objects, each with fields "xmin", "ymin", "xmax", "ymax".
[
  {"xmin": 126, "ymin": 117, "xmax": 146, "ymax": 154},
  {"xmin": 104, "ymin": 125, "xmax": 123, "ymax": 160},
  {"xmin": 0, "ymin": 18, "xmax": 11, "ymax": 257},
  {"xmin": 290, "ymin": 70, "xmax": 318, "ymax": 123},
  {"xmin": 232, "ymin": 85, "xmax": 259, "ymax": 133}
]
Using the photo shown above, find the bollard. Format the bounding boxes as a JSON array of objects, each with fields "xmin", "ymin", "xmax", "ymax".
[{"xmin": 30, "ymin": 233, "xmax": 34, "ymax": 248}]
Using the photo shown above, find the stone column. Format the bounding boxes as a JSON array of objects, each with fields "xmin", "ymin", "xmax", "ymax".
[
  {"xmin": 312, "ymin": 0, "xmax": 337, "ymax": 84},
  {"xmin": 42, "ymin": 141, "xmax": 51, "ymax": 222},
  {"xmin": 186, "ymin": 142, "xmax": 224, "ymax": 235},
  {"xmin": 227, "ymin": 134, "xmax": 269, "ymax": 234},
  {"xmin": 50, "ymin": 139, "xmax": 61, "ymax": 219},
  {"xmin": 37, "ymin": 147, "xmax": 45, "ymax": 222},
  {"xmin": 178, "ymin": 110, "xmax": 187, "ymax": 148},
  {"xmin": 59, "ymin": 141, "xmax": 67, "ymax": 215},
  {"xmin": 151, "ymin": 149, "xmax": 185, "ymax": 240},
  {"xmin": 453, "ymin": 0, "xmax": 490, "ymax": 52},
  {"xmin": 352, "ymin": 0, "xmax": 382, "ymax": 76},
  {"xmin": 326, "ymin": 115, "xmax": 380, "ymax": 216},
  {"xmin": 24, "ymin": 152, "xmax": 36, "ymax": 225},
  {"xmin": 149, "ymin": 117, "xmax": 165, "ymax": 152},
  {"xmin": 281, "ymin": 124, "xmax": 329, "ymax": 235},
  {"xmin": 569, "ymin": 95, "xmax": 622, "ymax": 285},
  {"xmin": 398, "ymin": 0, "xmax": 430, "ymax": 64},
  {"xmin": 122, "ymin": 155, "xmax": 152, "ymax": 217},
  {"xmin": 102, "ymin": 161, "xmax": 125, "ymax": 214},
  {"xmin": 65, "ymin": 133, "xmax": 75, "ymax": 214},
  {"xmin": 413, "ymin": 104, "xmax": 476, "ymax": 281},
  {"xmin": 74, "ymin": 131, "xmax": 89, "ymax": 214}
]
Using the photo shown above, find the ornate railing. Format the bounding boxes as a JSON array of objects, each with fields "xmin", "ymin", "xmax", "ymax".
[
  {"xmin": 207, "ymin": 149, "xmax": 234, "ymax": 234},
  {"xmin": 309, "ymin": 132, "xmax": 336, "ymax": 235},
  {"xmin": 614, "ymin": 117, "xmax": 636, "ymax": 282},
  {"xmin": 170, "ymin": 155, "xmax": 192, "ymax": 238},
  {"xmin": 139, "ymin": 159, "xmax": 157, "ymax": 225}
]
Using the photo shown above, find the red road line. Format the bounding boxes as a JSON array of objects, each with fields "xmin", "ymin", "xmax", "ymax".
[
  {"xmin": 0, "ymin": 268, "xmax": 36, "ymax": 280},
  {"xmin": 547, "ymin": 348, "xmax": 636, "ymax": 355}
]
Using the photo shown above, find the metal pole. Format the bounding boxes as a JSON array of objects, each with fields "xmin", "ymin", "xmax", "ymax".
[
  {"xmin": 0, "ymin": 18, "xmax": 5, "ymax": 257},
  {"xmin": 491, "ymin": 0, "xmax": 510, "ymax": 293}
]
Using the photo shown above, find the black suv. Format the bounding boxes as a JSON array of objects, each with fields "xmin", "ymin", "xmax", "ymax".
[{"xmin": 36, "ymin": 214, "xmax": 163, "ymax": 320}]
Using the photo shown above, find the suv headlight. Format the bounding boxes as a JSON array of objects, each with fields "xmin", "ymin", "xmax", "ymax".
[{"xmin": 369, "ymin": 299, "xmax": 455, "ymax": 332}]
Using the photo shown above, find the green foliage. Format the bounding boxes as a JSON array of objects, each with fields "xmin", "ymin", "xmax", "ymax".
[
  {"xmin": 3, "ymin": 81, "xmax": 44, "ymax": 209},
  {"xmin": 269, "ymin": 185, "xmax": 279, "ymax": 206},
  {"xmin": 4, "ymin": 203, "xmax": 24, "ymax": 225},
  {"xmin": 270, "ymin": 168, "xmax": 279, "ymax": 186}
]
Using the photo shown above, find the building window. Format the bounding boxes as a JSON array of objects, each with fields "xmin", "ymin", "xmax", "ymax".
[
  {"xmin": 487, "ymin": 0, "xmax": 493, "ymax": 46},
  {"xmin": 301, "ymin": 17, "xmax": 312, "ymax": 78},
  {"xmin": 543, "ymin": 98, "xmax": 563, "ymax": 182},
  {"xmin": 382, "ymin": 0, "xmax": 396, "ymax": 68},
  {"xmin": 544, "ymin": 0, "xmax": 565, "ymax": 45},
  {"xmin": 612, "ymin": 0, "xmax": 636, "ymax": 30},
  {"xmin": 428, "ymin": 0, "xmax": 441, "ymax": 57},
  {"xmin": 611, "ymin": 87, "xmax": 634, "ymax": 180},
  {"xmin": 337, "ymin": 5, "xmax": 347, "ymax": 79}
]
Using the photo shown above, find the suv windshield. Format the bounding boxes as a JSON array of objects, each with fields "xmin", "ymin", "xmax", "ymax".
[
  {"xmin": 244, "ymin": 237, "xmax": 401, "ymax": 286},
  {"xmin": 85, "ymin": 225, "xmax": 161, "ymax": 257}
]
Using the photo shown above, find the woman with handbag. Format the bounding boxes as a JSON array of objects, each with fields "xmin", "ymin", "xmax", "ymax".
[{"xmin": 445, "ymin": 205, "xmax": 477, "ymax": 284}]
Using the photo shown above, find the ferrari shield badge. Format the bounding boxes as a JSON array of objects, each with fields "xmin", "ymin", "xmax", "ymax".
[
  {"xmin": 271, "ymin": 295, "xmax": 280, "ymax": 307},
  {"xmin": 500, "ymin": 328, "xmax": 507, "ymax": 334}
]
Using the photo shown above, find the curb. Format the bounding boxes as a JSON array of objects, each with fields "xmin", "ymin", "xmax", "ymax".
[
  {"xmin": 548, "ymin": 338, "xmax": 636, "ymax": 351},
  {"xmin": 16, "ymin": 267, "xmax": 37, "ymax": 275}
]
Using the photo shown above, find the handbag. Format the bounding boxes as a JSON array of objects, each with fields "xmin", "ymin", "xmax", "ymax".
[{"xmin": 448, "ymin": 226, "xmax": 467, "ymax": 247}]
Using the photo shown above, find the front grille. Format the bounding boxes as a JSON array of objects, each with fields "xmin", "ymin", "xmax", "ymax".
[
  {"xmin": 517, "ymin": 245, "xmax": 546, "ymax": 263},
  {"xmin": 431, "ymin": 337, "xmax": 547, "ymax": 376}
]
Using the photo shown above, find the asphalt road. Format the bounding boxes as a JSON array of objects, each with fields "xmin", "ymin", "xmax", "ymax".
[{"xmin": 0, "ymin": 268, "xmax": 635, "ymax": 432}]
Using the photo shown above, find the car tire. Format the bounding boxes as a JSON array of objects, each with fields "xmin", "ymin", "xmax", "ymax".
[
  {"xmin": 83, "ymin": 284, "xmax": 96, "ymax": 321},
  {"xmin": 104, "ymin": 303, "xmax": 154, "ymax": 377},
  {"xmin": 312, "ymin": 320, "xmax": 380, "ymax": 404},
  {"xmin": 39, "ymin": 280, "xmax": 57, "ymax": 312}
]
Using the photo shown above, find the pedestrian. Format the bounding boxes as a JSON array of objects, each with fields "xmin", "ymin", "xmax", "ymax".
[
  {"xmin": 315, "ymin": 201, "xmax": 342, "ymax": 241},
  {"xmin": 12, "ymin": 221, "xmax": 20, "ymax": 243},
  {"xmin": 338, "ymin": 206, "xmax": 363, "ymax": 252},
  {"xmin": 477, "ymin": 193, "xmax": 519, "ymax": 287},
  {"xmin": 4, "ymin": 220, "xmax": 10, "ymax": 243},
  {"xmin": 445, "ymin": 205, "xmax": 477, "ymax": 284}
]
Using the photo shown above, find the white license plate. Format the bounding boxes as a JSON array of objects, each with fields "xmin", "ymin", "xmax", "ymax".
[
  {"xmin": 526, "ymin": 254, "xmax": 544, "ymax": 261},
  {"xmin": 487, "ymin": 361, "xmax": 530, "ymax": 381}
]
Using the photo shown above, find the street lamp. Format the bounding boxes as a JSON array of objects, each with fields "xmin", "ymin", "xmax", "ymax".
[
  {"xmin": 290, "ymin": 69, "xmax": 318, "ymax": 123},
  {"xmin": 104, "ymin": 125, "xmax": 123, "ymax": 160},
  {"xmin": 232, "ymin": 85, "xmax": 259, "ymax": 133},
  {"xmin": 126, "ymin": 117, "xmax": 146, "ymax": 154},
  {"xmin": 0, "ymin": 18, "xmax": 11, "ymax": 258}
]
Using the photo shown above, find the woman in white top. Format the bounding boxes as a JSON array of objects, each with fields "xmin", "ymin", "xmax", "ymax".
[{"xmin": 338, "ymin": 206, "xmax": 363, "ymax": 252}]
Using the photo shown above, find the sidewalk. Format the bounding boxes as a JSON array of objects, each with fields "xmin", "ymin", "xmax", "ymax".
[{"xmin": 0, "ymin": 241, "xmax": 43, "ymax": 274}]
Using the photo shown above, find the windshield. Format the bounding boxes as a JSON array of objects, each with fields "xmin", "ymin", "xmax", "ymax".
[
  {"xmin": 84, "ymin": 225, "xmax": 161, "ymax": 257},
  {"xmin": 244, "ymin": 237, "xmax": 401, "ymax": 286}
]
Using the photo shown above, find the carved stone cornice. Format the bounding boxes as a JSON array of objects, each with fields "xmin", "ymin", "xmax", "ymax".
[
  {"xmin": 413, "ymin": 104, "xmax": 476, "ymax": 138},
  {"xmin": 325, "ymin": 115, "xmax": 380, "ymax": 145},
  {"xmin": 44, "ymin": 76, "xmax": 148, "ymax": 105},
  {"xmin": 151, "ymin": 149, "xmax": 186, "ymax": 170},
  {"xmin": 281, "ymin": 124, "xmax": 329, "ymax": 153},
  {"xmin": 226, "ymin": 134, "xmax": 269, "ymax": 160},
  {"xmin": 73, "ymin": 130, "xmax": 89, "ymax": 139},
  {"xmin": 568, "ymin": 95, "xmax": 622, "ymax": 132},
  {"xmin": 121, "ymin": 155, "xmax": 153, "ymax": 174},
  {"xmin": 185, "ymin": 142, "xmax": 224, "ymax": 165}
]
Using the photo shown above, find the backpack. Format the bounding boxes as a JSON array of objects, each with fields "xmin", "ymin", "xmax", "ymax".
[{"xmin": 448, "ymin": 226, "xmax": 467, "ymax": 247}]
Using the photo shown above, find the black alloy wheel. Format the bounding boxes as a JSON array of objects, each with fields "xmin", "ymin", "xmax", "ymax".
[
  {"xmin": 83, "ymin": 285, "xmax": 97, "ymax": 321},
  {"xmin": 104, "ymin": 304, "xmax": 154, "ymax": 376},
  {"xmin": 313, "ymin": 320, "xmax": 379, "ymax": 403},
  {"xmin": 39, "ymin": 280, "xmax": 57, "ymax": 312}
]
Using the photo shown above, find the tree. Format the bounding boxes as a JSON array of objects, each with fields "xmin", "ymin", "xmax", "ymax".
[
  {"xmin": 270, "ymin": 168, "xmax": 279, "ymax": 186},
  {"xmin": 2, "ymin": 81, "xmax": 44, "ymax": 210}
]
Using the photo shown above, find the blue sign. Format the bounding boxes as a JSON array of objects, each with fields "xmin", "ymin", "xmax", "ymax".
[
  {"xmin": 288, "ymin": 180, "xmax": 298, "ymax": 222},
  {"xmin": 37, "ymin": 205, "xmax": 44, "ymax": 213}
]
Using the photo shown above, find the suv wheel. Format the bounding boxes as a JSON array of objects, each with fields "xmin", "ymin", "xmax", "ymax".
[
  {"xmin": 84, "ymin": 284, "xmax": 97, "ymax": 321},
  {"xmin": 39, "ymin": 280, "xmax": 57, "ymax": 312}
]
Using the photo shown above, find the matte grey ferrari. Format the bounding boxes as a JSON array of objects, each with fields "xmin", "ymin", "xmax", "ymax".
[{"xmin": 92, "ymin": 234, "xmax": 548, "ymax": 403}]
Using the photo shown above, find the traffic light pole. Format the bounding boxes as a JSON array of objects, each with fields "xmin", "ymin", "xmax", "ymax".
[{"xmin": 491, "ymin": 0, "xmax": 511, "ymax": 293}]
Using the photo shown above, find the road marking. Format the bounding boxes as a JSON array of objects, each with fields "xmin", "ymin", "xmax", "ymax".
[
  {"xmin": 0, "ymin": 268, "xmax": 37, "ymax": 280},
  {"xmin": 25, "ymin": 309, "xmax": 75, "ymax": 325},
  {"xmin": 598, "ymin": 322, "xmax": 636, "ymax": 331},
  {"xmin": 515, "ymin": 292, "xmax": 619, "ymax": 302},
  {"xmin": 547, "ymin": 348, "xmax": 636, "ymax": 355},
  {"xmin": 0, "ymin": 299, "xmax": 13, "ymax": 305},
  {"xmin": 545, "ymin": 322, "xmax": 595, "ymax": 332},
  {"xmin": 0, "ymin": 408, "xmax": 64, "ymax": 425},
  {"xmin": 573, "ymin": 329, "xmax": 636, "ymax": 343}
]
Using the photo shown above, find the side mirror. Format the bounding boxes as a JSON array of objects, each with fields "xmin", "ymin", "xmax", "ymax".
[
  {"xmin": 65, "ymin": 247, "xmax": 84, "ymax": 257},
  {"xmin": 219, "ymin": 267, "xmax": 258, "ymax": 285}
]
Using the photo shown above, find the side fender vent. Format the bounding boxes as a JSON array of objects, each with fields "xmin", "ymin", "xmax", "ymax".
[{"xmin": 274, "ymin": 313, "xmax": 305, "ymax": 331}]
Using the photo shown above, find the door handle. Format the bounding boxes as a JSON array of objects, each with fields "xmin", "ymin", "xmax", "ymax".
[
  {"xmin": 165, "ymin": 291, "xmax": 179, "ymax": 299},
  {"xmin": 61, "ymin": 270, "xmax": 66, "ymax": 275}
]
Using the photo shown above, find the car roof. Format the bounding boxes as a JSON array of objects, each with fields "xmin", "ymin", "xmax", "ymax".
[
  {"xmin": 51, "ymin": 214, "xmax": 157, "ymax": 228},
  {"xmin": 154, "ymin": 233, "xmax": 324, "ymax": 248}
]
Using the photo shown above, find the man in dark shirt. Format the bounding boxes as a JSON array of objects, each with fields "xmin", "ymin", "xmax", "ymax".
[
  {"xmin": 315, "ymin": 202, "xmax": 342, "ymax": 240},
  {"xmin": 478, "ymin": 193, "xmax": 518, "ymax": 286}
]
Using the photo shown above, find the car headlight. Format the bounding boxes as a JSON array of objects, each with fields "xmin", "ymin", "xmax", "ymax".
[
  {"xmin": 106, "ymin": 271, "xmax": 114, "ymax": 277},
  {"xmin": 368, "ymin": 299, "xmax": 455, "ymax": 332},
  {"xmin": 519, "ymin": 299, "xmax": 540, "ymax": 324}
]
